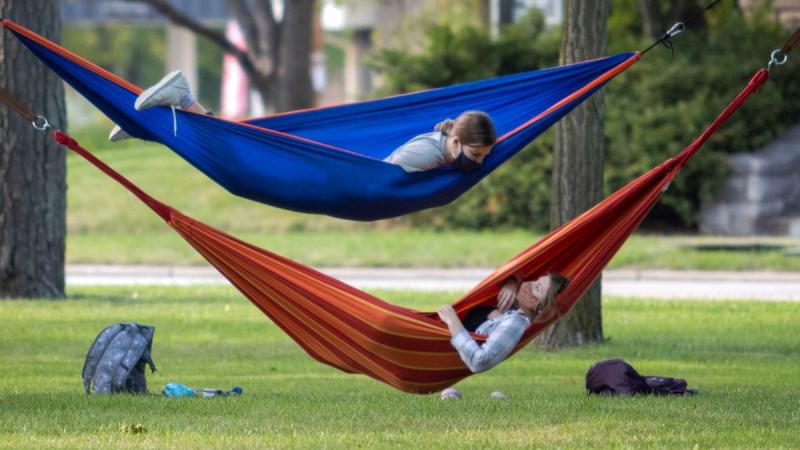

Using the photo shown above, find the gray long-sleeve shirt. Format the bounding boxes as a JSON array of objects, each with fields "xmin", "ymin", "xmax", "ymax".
[
  {"xmin": 383, "ymin": 131, "xmax": 447, "ymax": 172},
  {"xmin": 450, "ymin": 310, "xmax": 531, "ymax": 373}
]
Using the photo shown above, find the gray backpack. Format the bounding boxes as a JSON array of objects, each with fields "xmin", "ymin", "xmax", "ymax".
[{"xmin": 82, "ymin": 323, "xmax": 157, "ymax": 394}]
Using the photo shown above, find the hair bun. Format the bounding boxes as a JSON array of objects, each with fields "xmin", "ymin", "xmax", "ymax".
[{"xmin": 435, "ymin": 118, "xmax": 455, "ymax": 135}]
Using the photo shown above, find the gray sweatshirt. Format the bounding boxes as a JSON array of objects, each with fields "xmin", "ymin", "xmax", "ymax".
[{"xmin": 383, "ymin": 131, "xmax": 447, "ymax": 172}]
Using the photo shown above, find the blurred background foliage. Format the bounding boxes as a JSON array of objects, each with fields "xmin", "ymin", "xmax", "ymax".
[
  {"xmin": 369, "ymin": 2, "xmax": 800, "ymax": 230},
  {"xmin": 64, "ymin": 25, "xmax": 222, "ymax": 112}
]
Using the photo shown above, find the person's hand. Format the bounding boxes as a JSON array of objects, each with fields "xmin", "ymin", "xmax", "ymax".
[
  {"xmin": 497, "ymin": 280, "xmax": 518, "ymax": 312},
  {"xmin": 436, "ymin": 305, "xmax": 459, "ymax": 326}
]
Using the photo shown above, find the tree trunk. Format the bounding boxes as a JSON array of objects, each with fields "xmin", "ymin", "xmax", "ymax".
[
  {"xmin": 539, "ymin": 0, "xmax": 608, "ymax": 349},
  {"xmin": 276, "ymin": 0, "xmax": 314, "ymax": 112},
  {"xmin": 639, "ymin": 0, "xmax": 666, "ymax": 40},
  {"xmin": 0, "ymin": 0, "xmax": 67, "ymax": 299}
]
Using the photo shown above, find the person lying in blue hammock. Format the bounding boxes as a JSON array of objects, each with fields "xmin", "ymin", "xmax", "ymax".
[
  {"xmin": 437, "ymin": 273, "xmax": 569, "ymax": 373},
  {"xmin": 383, "ymin": 110, "xmax": 496, "ymax": 173},
  {"xmin": 109, "ymin": 71, "xmax": 496, "ymax": 174}
]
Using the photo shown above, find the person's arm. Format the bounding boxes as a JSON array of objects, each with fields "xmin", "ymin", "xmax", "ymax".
[
  {"xmin": 440, "ymin": 307, "xmax": 528, "ymax": 373},
  {"xmin": 437, "ymin": 305, "xmax": 466, "ymax": 338},
  {"xmin": 496, "ymin": 277, "xmax": 520, "ymax": 313}
]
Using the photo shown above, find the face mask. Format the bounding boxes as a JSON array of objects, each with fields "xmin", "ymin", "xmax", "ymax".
[{"xmin": 453, "ymin": 143, "xmax": 482, "ymax": 173}]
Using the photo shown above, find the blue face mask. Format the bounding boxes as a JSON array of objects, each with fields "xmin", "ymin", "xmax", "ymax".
[{"xmin": 453, "ymin": 143, "xmax": 483, "ymax": 173}]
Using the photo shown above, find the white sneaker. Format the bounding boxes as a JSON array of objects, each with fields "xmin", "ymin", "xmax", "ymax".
[
  {"xmin": 108, "ymin": 124, "xmax": 132, "ymax": 142},
  {"xmin": 134, "ymin": 71, "xmax": 190, "ymax": 111}
]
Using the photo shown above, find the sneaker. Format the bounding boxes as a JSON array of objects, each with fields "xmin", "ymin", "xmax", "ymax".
[
  {"xmin": 134, "ymin": 71, "xmax": 190, "ymax": 111},
  {"xmin": 108, "ymin": 124, "xmax": 132, "ymax": 142}
]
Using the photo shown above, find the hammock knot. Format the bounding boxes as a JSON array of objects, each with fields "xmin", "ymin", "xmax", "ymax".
[{"xmin": 53, "ymin": 130, "xmax": 77, "ymax": 148}]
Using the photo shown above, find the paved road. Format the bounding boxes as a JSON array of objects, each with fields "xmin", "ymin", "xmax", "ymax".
[{"xmin": 66, "ymin": 265, "xmax": 800, "ymax": 301}]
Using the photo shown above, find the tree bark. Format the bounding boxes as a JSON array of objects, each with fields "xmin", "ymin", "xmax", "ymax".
[
  {"xmin": 277, "ymin": 0, "xmax": 313, "ymax": 111},
  {"xmin": 539, "ymin": 0, "xmax": 608, "ymax": 349},
  {"xmin": 0, "ymin": 0, "xmax": 67, "ymax": 298}
]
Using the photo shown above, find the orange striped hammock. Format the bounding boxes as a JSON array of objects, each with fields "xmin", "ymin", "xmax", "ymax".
[{"xmin": 54, "ymin": 69, "xmax": 769, "ymax": 394}]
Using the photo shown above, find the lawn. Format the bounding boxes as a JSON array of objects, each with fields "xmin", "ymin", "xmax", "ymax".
[
  {"xmin": 1, "ymin": 286, "xmax": 798, "ymax": 449},
  {"xmin": 65, "ymin": 126, "xmax": 800, "ymax": 270}
]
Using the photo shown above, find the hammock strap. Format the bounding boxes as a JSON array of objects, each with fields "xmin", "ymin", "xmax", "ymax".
[
  {"xmin": 0, "ymin": 86, "xmax": 36, "ymax": 121},
  {"xmin": 781, "ymin": 26, "xmax": 800, "ymax": 55},
  {"xmin": 0, "ymin": 86, "xmax": 51, "ymax": 130},
  {"xmin": 52, "ymin": 130, "xmax": 173, "ymax": 221},
  {"xmin": 674, "ymin": 26, "xmax": 800, "ymax": 164},
  {"xmin": 675, "ymin": 69, "xmax": 769, "ymax": 166},
  {"xmin": 770, "ymin": 25, "xmax": 800, "ymax": 71}
]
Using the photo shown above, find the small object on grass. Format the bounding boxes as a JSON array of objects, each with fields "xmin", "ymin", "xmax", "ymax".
[
  {"xmin": 490, "ymin": 390, "xmax": 508, "ymax": 400},
  {"xmin": 162, "ymin": 382, "xmax": 195, "ymax": 398},
  {"xmin": 162, "ymin": 382, "xmax": 243, "ymax": 398},
  {"xmin": 197, "ymin": 386, "xmax": 243, "ymax": 398},
  {"xmin": 119, "ymin": 424, "xmax": 146, "ymax": 434},
  {"xmin": 440, "ymin": 387, "xmax": 462, "ymax": 400}
]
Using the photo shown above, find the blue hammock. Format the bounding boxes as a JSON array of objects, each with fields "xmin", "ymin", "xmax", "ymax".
[{"xmin": 5, "ymin": 20, "xmax": 639, "ymax": 220}]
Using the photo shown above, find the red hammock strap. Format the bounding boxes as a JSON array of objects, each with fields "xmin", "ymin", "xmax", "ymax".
[
  {"xmin": 53, "ymin": 130, "xmax": 173, "ymax": 221},
  {"xmin": 674, "ymin": 69, "xmax": 769, "ymax": 165}
]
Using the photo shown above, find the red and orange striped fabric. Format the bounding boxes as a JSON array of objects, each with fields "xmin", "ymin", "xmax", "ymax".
[{"xmin": 53, "ymin": 68, "xmax": 769, "ymax": 394}]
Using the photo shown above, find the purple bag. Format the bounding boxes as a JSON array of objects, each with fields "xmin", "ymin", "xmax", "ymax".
[{"xmin": 585, "ymin": 359, "xmax": 697, "ymax": 396}]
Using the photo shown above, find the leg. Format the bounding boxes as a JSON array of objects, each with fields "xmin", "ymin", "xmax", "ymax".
[
  {"xmin": 183, "ymin": 101, "xmax": 207, "ymax": 114},
  {"xmin": 109, "ymin": 71, "xmax": 207, "ymax": 141}
]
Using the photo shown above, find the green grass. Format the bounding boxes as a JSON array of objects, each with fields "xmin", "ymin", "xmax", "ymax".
[
  {"xmin": 1, "ymin": 286, "xmax": 798, "ymax": 448},
  {"xmin": 65, "ymin": 126, "xmax": 800, "ymax": 270}
]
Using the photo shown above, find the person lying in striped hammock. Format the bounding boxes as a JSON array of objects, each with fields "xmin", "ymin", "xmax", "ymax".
[{"xmin": 437, "ymin": 273, "xmax": 569, "ymax": 373}]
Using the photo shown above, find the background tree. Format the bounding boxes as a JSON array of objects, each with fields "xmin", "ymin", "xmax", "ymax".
[
  {"xmin": 137, "ymin": 0, "xmax": 314, "ymax": 112},
  {"xmin": 538, "ymin": 0, "xmax": 610, "ymax": 349},
  {"xmin": 0, "ymin": 0, "xmax": 67, "ymax": 298},
  {"xmin": 638, "ymin": 0, "xmax": 705, "ymax": 40}
]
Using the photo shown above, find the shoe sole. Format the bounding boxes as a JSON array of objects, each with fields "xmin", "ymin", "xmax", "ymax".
[
  {"xmin": 109, "ymin": 125, "xmax": 132, "ymax": 142},
  {"xmin": 134, "ymin": 71, "xmax": 184, "ymax": 111}
]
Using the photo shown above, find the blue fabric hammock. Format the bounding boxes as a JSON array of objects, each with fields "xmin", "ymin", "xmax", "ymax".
[{"xmin": 4, "ymin": 20, "xmax": 639, "ymax": 220}]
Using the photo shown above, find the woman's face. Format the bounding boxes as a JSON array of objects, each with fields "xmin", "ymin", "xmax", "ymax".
[
  {"xmin": 453, "ymin": 137, "xmax": 493, "ymax": 163},
  {"xmin": 530, "ymin": 275, "xmax": 552, "ymax": 303},
  {"xmin": 517, "ymin": 275, "xmax": 552, "ymax": 313}
]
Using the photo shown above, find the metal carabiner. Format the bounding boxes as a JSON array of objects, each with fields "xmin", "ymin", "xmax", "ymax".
[
  {"xmin": 767, "ymin": 49, "xmax": 789, "ymax": 72},
  {"xmin": 666, "ymin": 22, "xmax": 685, "ymax": 38},
  {"xmin": 768, "ymin": 49, "xmax": 788, "ymax": 72},
  {"xmin": 32, "ymin": 115, "xmax": 50, "ymax": 131}
]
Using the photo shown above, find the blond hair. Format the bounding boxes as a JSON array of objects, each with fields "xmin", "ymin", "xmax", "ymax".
[{"xmin": 434, "ymin": 111, "xmax": 495, "ymax": 147}]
